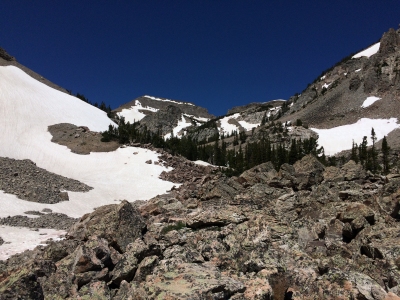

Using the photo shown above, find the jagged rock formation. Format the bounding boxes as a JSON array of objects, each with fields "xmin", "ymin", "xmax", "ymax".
[
  {"xmin": 139, "ymin": 105, "xmax": 184, "ymax": 137},
  {"xmin": 227, "ymin": 100, "xmax": 285, "ymax": 115},
  {"xmin": 2, "ymin": 155, "xmax": 400, "ymax": 298}
]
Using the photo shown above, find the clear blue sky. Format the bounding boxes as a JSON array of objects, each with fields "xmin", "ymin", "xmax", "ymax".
[{"xmin": 1, "ymin": 1, "xmax": 399, "ymax": 116}]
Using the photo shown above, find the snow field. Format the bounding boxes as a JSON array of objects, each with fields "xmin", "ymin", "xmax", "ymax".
[
  {"xmin": 361, "ymin": 96, "xmax": 381, "ymax": 108},
  {"xmin": 0, "ymin": 66, "xmax": 176, "ymax": 258},
  {"xmin": 164, "ymin": 115, "xmax": 193, "ymax": 139},
  {"xmin": 218, "ymin": 113, "xmax": 260, "ymax": 135},
  {"xmin": 0, "ymin": 226, "xmax": 65, "ymax": 260},
  {"xmin": 117, "ymin": 100, "xmax": 159, "ymax": 123},
  {"xmin": 352, "ymin": 42, "xmax": 380, "ymax": 59},
  {"xmin": 311, "ymin": 118, "xmax": 400, "ymax": 156},
  {"xmin": 144, "ymin": 95, "xmax": 195, "ymax": 106}
]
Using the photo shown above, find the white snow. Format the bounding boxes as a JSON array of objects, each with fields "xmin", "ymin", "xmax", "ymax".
[
  {"xmin": 164, "ymin": 115, "xmax": 192, "ymax": 139},
  {"xmin": 355, "ymin": 68, "xmax": 362, "ymax": 73},
  {"xmin": 238, "ymin": 120, "xmax": 259, "ymax": 131},
  {"xmin": 0, "ymin": 66, "xmax": 176, "ymax": 258},
  {"xmin": 0, "ymin": 226, "xmax": 65, "ymax": 260},
  {"xmin": 144, "ymin": 95, "xmax": 195, "ymax": 106},
  {"xmin": 311, "ymin": 118, "xmax": 400, "ymax": 156},
  {"xmin": 117, "ymin": 100, "xmax": 158, "ymax": 123},
  {"xmin": 322, "ymin": 82, "xmax": 332, "ymax": 89},
  {"xmin": 183, "ymin": 113, "xmax": 209, "ymax": 123},
  {"xmin": 219, "ymin": 113, "xmax": 241, "ymax": 135},
  {"xmin": 218, "ymin": 113, "xmax": 260, "ymax": 135},
  {"xmin": 352, "ymin": 42, "xmax": 380, "ymax": 59},
  {"xmin": 194, "ymin": 160, "xmax": 213, "ymax": 167},
  {"xmin": 320, "ymin": 75, "xmax": 326, "ymax": 80},
  {"xmin": 361, "ymin": 96, "xmax": 381, "ymax": 108}
]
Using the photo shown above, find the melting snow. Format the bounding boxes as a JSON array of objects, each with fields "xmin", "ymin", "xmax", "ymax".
[
  {"xmin": 117, "ymin": 100, "xmax": 158, "ymax": 123},
  {"xmin": 312, "ymin": 118, "xmax": 400, "ymax": 156},
  {"xmin": 218, "ymin": 113, "xmax": 260, "ymax": 135},
  {"xmin": 144, "ymin": 95, "xmax": 195, "ymax": 106},
  {"xmin": 322, "ymin": 82, "xmax": 332, "ymax": 89},
  {"xmin": 0, "ymin": 226, "xmax": 66, "ymax": 260},
  {"xmin": 164, "ymin": 115, "xmax": 192, "ymax": 139},
  {"xmin": 355, "ymin": 68, "xmax": 362, "ymax": 73},
  {"xmin": 352, "ymin": 42, "xmax": 380, "ymax": 59},
  {"xmin": 219, "ymin": 113, "xmax": 241, "ymax": 135},
  {"xmin": 361, "ymin": 96, "xmax": 381, "ymax": 108},
  {"xmin": 0, "ymin": 66, "xmax": 176, "ymax": 258}
]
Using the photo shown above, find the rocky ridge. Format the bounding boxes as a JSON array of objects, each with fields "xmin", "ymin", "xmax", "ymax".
[
  {"xmin": 2, "ymin": 155, "xmax": 400, "ymax": 299},
  {"xmin": 114, "ymin": 95, "xmax": 214, "ymax": 120},
  {"xmin": 0, "ymin": 157, "xmax": 92, "ymax": 204},
  {"xmin": 280, "ymin": 28, "xmax": 400, "ymax": 132}
]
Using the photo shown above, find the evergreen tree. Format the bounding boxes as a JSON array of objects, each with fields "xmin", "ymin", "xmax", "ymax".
[
  {"xmin": 370, "ymin": 128, "xmax": 378, "ymax": 173},
  {"xmin": 359, "ymin": 136, "xmax": 368, "ymax": 168},
  {"xmin": 382, "ymin": 135, "xmax": 390, "ymax": 174},
  {"xmin": 351, "ymin": 140, "xmax": 358, "ymax": 163}
]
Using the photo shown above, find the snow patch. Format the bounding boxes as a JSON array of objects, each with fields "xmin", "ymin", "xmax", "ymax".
[
  {"xmin": 322, "ymin": 82, "xmax": 332, "ymax": 89},
  {"xmin": 352, "ymin": 42, "xmax": 380, "ymax": 59},
  {"xmin": 0, "ymin": 226, "xmax": 66, "ymax": 260},
  {"xmin": 117, "ymin": 100, "xmax": 158, "ymax": 123},
  {"xmin": 219, "ymin": 113, "xmax": 241, "ymax": 135},
  {"xmin": 312, "ymin": 118, "xmax": 400, "ymax": 156},
  {"xmin": 164, "ymin": 115, "xmax": 192, "ymax": 139},
  {"xmin": 194, "ymin": 160, "xmax": 214, "ymax": 167},
  {"xmin": 355, "ymin": 68, "xmax": 362, "ymax": 73},
  {"xmin": 361, "ymin": 96, "xmax": 381, "ymax": 108},
  {"xmin": 144, "ymin": 95, "xmax": 195, "ymax": 106}
]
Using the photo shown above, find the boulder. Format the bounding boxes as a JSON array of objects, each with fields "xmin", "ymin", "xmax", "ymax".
[
  {"xmin": 67, "ymin": 200, "xmax": 146, "ymax": 253},
  {"xmin": 239, "ymin": 162, "xmax": 277, "ymax": 186},
  {"xmin": 293, "ymin": 154, "xmax": 325, "ymax": 190}
]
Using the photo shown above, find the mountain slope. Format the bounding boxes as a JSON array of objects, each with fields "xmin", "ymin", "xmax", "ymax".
[
  {"xmin": 279, "ymin": 28, "xmax": 400, "ymax": 155},
  {"xmin": 0, "ymin": 65, "xmax": 176, "ymax": 258}
]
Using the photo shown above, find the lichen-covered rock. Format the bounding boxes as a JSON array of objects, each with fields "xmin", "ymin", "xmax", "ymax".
[
  {"xmin": 293, "ymin": 154, "xmax": 325, "ymax": 190},
  {"xmin": 67, "ymin": 200, "xmax": 145, "ymax": 253}
]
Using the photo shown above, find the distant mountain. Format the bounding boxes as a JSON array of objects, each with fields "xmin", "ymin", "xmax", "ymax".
[{"xmin": 278, "ymin": 28, "xmax": 400, "ymax": 155}]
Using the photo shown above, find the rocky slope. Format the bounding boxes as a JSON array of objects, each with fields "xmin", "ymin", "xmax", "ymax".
[
  {"xmin": 279, "ymin": 28, "xmax": 400, "ymax": 148},
  {"xmin": 2, "ymin": 154, "xmax": 400, "ymax": 299}
]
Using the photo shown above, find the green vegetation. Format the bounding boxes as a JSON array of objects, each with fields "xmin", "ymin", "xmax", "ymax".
[
  {"xmin": 161, "ymin": 221, "xmax": 186, "ymax": 234},
  {"xmin": 350, "ymin": 129, "xmax": 391, "ymax": 174}
]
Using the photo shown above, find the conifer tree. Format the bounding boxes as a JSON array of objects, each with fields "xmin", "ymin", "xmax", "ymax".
[
  {"xmin": 382, "ymin": 135, "xmax": 390, "ymax": 174},
  {"xmin": 351, "ymin": 140, "xmax": 358, "ymax": 163}
]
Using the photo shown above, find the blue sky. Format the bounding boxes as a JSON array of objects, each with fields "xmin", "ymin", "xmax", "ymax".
[{"xmin": 1, "ymin": 1, "xmax": 399, "ymax": 116}]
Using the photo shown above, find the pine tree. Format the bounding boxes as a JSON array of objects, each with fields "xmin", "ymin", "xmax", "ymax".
[
  {"xmin": 351, "ymin": 140, "xmax": 359, "ymax": 163},
  {"xmin": 382, "ymin": 135, "xmax": 390, "ymax": 174},
  {"xmin": 359, "ymin": 136, "xmax": 368, "ymax": 168},
  {"xmin": 370, "ymin": 128, "xmax": 378, "ymax": 173}
]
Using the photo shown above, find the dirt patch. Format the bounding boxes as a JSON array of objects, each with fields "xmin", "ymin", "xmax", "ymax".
[{"xmin": 48, "ymin": 123, "xmax": 119, "ymax": 154}]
